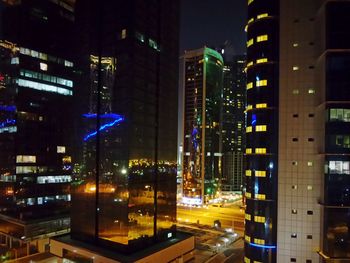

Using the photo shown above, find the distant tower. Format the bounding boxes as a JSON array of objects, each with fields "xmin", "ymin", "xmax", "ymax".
[{"xmin": 181, "ymin": 47, "xmax": 223, "ymax": 205}]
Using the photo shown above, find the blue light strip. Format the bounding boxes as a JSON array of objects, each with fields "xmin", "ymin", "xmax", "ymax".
[
  {"xmin": 83, "ymin": 113, "xmax": 124, "ymax": 141},
  {"xmin": 0, "ymin": 105, "xmax": 16, "ymax": 112},
  {"xmin": 248, "ymin": 242, "xmax": 276, "ymax": 249},
  {"xmin": 0, "ymin": 119, "xmax": 16, "ymax": 128}
]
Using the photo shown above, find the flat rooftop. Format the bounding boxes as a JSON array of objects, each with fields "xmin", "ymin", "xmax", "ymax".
[{"xmin": 52, "ymin": 231, "xmax": 194, "ymax": 263}]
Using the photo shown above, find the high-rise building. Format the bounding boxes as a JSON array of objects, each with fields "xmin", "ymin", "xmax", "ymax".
[
  {"xmin": 0, "ymin": 0, "xmax": 75, "ymax": 257},
  {"xmin": 244, "ymin": 0, "xmax": 350, "ymax": 262},
  {"xmin": 50, "ymin": 1, "xmax": 194, "ymax": 261},
  {"xmin": 221, "ymin": 55, "xmax": 246, "ymax": 192},
  {"xmin": 181, "ymin": 47, "xmax": 223, "ymax": 205}
]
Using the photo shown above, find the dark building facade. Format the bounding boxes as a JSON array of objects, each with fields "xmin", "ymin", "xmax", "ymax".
[
  {"xmin": 245, "ymin": 0, "xmax": 350, "ymax": 262},
  {"xmin": 0, "ymin": 0, "xmax": 75, "ymax": 255},
  {"xmin": 181, "ymin": 47, "xmax": 223, "ymax": 205},
  {"xmin": 244, "ymin": 0, "xmax": 279, "ymax": 262},
  {"xmin": 221, "ymin": 55, "xmax": 246, "ymax": 192},
  {"xmin": 70, "ymin": 0, "xmax": 180, "ymax": 254}
]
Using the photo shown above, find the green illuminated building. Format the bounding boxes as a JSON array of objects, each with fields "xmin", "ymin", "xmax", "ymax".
[{"xmin": 181, "ymin": 47, "xmax": 223, "ymax": 205}]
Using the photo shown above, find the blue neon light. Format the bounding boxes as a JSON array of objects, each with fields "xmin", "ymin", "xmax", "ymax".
[
  {"xmin": 248, "ymin": 242, "xmax": 276, "ymax": 249},
  {"xmin": 0, "ymin": 119, "xmax": 16, "ymax": 128},
  {"xmin": 191, "ymin": 127, "xmax": 199, "ymax": 149},
  {"xmin": 83, "ymin": 113, "xmax": 124, "ymax": 141},
  {"xmin": 251, "ymin": 114, "xmax": 257, "ymax": 126},
  {"xmin": 0, "ymin": 105, "xmax": 16, "ymax": 112}
]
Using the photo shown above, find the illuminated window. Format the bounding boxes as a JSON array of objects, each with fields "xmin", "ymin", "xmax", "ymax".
[
  {"xmin": 256, "ymin": 125, "xmax": 267, "ymax": 132},
  {"xmin": 245, "ymin": 170, "xmax": 252, "ymax": 176},
  {"xmin": 257, "ymin": 35, "xmax": 268, "ymax": 42},
  {"xmin": 307, "ymin": 185, "xmax": 313, "ymax": 190},
  {"xmin": 246, "ymin": 105, "xmax": 253, "ymax": 110},
  {"xmin": 16, "ymin": 155, "xmax": 36, "ymax": 163},
  {"xmin": 149, "ymin": 38, "xmax": 158, "ymax": 50},
  {"xmin": 247, "ymin": 38, "xmax": 254, "ymax": 47},
  {"xmin": 255, "ymin": 170, "xmax": 266, "ymax": 177},
  {"xmin": 40, "ymin": 62, "xmax": 48, "ymax": 71},
  {"xmin": 245, "ymin": 192, "xmax": 251, "ymax": 198},
  {"xmin": 121, "ymin": 29, "xmax": 127, "ymax": 39},
  {"xmin": 246, "ymin": 126, "xmax": 252, "ymax": 133},
  {"xmin": 245, "ymin": 235, "xmax": 251, "ymax": 242},
  {"xmin": 254, "ymin": 238, "xmax": 265, "ymax": 245},
  {"xmin": 11, "ymin": 57, "xmax": 19, "ymax": 64},
  {"xmin": 328, "ymin": 161, "xmax": 350, "ymax": 174},
  {"xmin": 308, "ymin": 89, "xmax": 315, "ymax": 94},
  {"xmin": 255, "ymin": 194, "xmax": 266, "ymax": 200},
  {"xmin": 256, "ymin": 79, "xmax": 267, "ymax": 87},
  {"xmin": 293, "ymin": 66, "xmax": 299, "ymax": 71},
  {"xmin": 246, "ymin": 148, "xmax": 252, "ymax": 154},
  {"xmin": 292, "ymin": 209, "xmax": 297, "ymax": 214},
  {"xmin": 254, "ymin": 216, "xmax": 266, "ymax": 223},
  {"xmin": 292, "ymin": 89, "xmax": 299, "ymax": 95},
  {"xmin": 248, "ymin": 0, "xmax": 254, "ymax": 5},
  {"xmin": 256, "ymin": 103, "xmax": 267, "ymax": 108},
  {"xmin": 245, "ymin": 213, "xmax": 251, "ymax": 221},
  {"xmin": 329, "ymin": 108, "xmax": 350, "ymax": 122},
  {"xmin": 307, "ymin": 161, "xmax": 313, "ymax": 167},
  {"xmin": 257, "ymin": 13, "xmax": 269, "ymax": 19},
  {"xmin": 17, "ymin": 79, "xmax": 72, "ymax": 96},
  {"xmin": 247, "ymin": 82, "xmax": 253, "ymax": 90},
  {"xmin": 244, "ymin": 257, "xmax": 250, "ymax": 263},
  {"xmin": 248, "ymin": 18, "xmax": 255, "ymax": 24},
  {"xmin": 293, "ymin": 43, "xmax": 299, "ymax": 47},
  {"xmin": 256, "ymin": 58, "xmax": 268, "ymax": 64},
  {"xmin": 247, "ymin": 61, "xmax": 254, "ymax": 68},
  {"xmin": 57, "ymin": 146, "xmax": 66, "ymax": 153},
  {"xmin": 255, "ymin": 148, "xmax": 266, "ymax": 154}
]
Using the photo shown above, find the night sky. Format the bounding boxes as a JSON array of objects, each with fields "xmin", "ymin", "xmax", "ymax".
[{"xmin": 180, "ymin": 0, "xmax": 247, "ymax": 55}]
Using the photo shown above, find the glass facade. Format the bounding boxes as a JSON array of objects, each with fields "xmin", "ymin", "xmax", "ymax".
[
  {"xmin": 221, "ymin": 55, "xmax": 246, "ymax": 192},
  {"xmin": 0, "ymin": 0, "xmax": 75, "ymax": 237},
  {"xmin": 182, "ymin": 47, "xmax": 223, "ymax": 205},
  {"xmin": 244, "ymin": 0, "xmax": 279, "ymax": 262},
  {"xmin": 70, "ymin": 0, "xmax": 179, "ymax": 253},
  {"xmin": 322, "ymin": 2, "xmax": 350, "ymax": 260}
]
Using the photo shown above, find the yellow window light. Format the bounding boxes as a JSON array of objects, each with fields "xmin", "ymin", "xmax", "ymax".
[
  {"xmin": 255, "ymin": 194, "xmax": 266, "ymax": 200},
  {"xmin": 255, "ymin": 170, "xmax": 267, "ymax": 177},
  {"xmin": 246, "ymin": 104, "xmax": 253, "ymax": 110},
  {"xmin": 257, "ymin": 35, "xmax": 268, "ymax": 42},
  {"xmin": 244, "ymin": 257, "xmax": 250, "ymax": 263},
  {"xmin": 246, "ymin": 126, "xmax": 252, "ymax": 133},
  {"xmin": 248, "ymin": 17, "xmax": 255, "ymax": 24},
  {"xmin": 246, "ymin": 192, "xmax": 252, "ymax": 198},
  {"xmin": 256, "ymin": 125, "xmax": 267, "ymax": 132},
  {"xmin": 247, "ymin": 38, "xmax": 254, "ymax": 47},
  {"xmin": 246, "ymin": 148, "xmax": 252, "ymax": 154},
  {"xmin": 245, "ymin": 170, "xmax": 252, "ymax": 176},
  {"xmin": 245, "ymin": 213, "xmax": 251, "ymax": 221},
  {"xmin": 245, "ymin": 235, "xmax": 251, "ymax": 242},
  {"xmin": 256, "ymin": 58, "xmax": 268, "ymax": 64},
  {"xmin": 256, "ymin": 103, "xmax": 267, "ymax": 108},
  {"xmin": 256, "ymin": 79, "xmax": 267, "ymax": 87},
  {"xmin": 255, "ymin": 148, "xmax": 267, "ymax": 154},
  {"xmin": 254, "ymin": 238, "xmax": 265, "ymax": 245},
  {"xmin": 247, "ymin": 82, "xmax": 253, "ymax": 90},
  {"xmin": 248, "ymin": 0, "xmax": 254, "ymax": 5},
  {"xmin": 257, "ymin": 13, "xmax": 269, "ymax": 19},
  {"xmin": 254, "ymin": 216, "xmax": 266, "ymax": 223},
  {"xmin": 247, "ymin": 61, "xmax": 254, "ymax": 68},
  {"xmin": 254, "ymin": 261, "xmax": 263, "ymax": 263}
]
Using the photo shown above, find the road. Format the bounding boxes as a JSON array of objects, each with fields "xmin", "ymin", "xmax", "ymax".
[{"xmin": 177, "ymin": 204, "xmax": 245, "ymax": 234}]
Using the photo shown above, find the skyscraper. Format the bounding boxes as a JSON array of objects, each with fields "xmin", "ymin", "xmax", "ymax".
[
  {"xmin": 181, "ymin": 47, "xmax": 223, "ymax": 205},
  {"xmin": 221, "ymin": 55, "xmax": 246, "ymax": 192},
  {"xmin": 50, "ymin": 1, "xmax": 194, "ymax": 261},
  {"xmin": 0, "ymin": 0, "xmax": 75, "ymax": 257},
  {"xmin": 245, "ymin": 0, "xmax": 350, "ymax": 262}
]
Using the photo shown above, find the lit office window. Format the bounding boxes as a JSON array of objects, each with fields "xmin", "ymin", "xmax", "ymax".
[
  {"xmin": 256, "ymin": 103, "xmax": 267, "ymax": 108},
  {"xmin": 256, "ymin": 58, "xmax": 268, "ymax": 64},
  {"xmin": 257, "ymin": 13, "xmax": 269, "ymax": 19},
  {"xmin": 254, "ymin": 238, "xmax": 265, "ymax": 245},
  {"xmin": 255, "ymin": 171, "xmax": 266, "ymax": 177},
  {"xmin": 16, "ymin": 155, "xmax": 36, "ymax": 163},
  {"xmin": 40, "ymin": 62, "xmax": 48, "ymax": 71},
  {"xmin": 246, "ymin": 148, "xmax": 252, "ymax": 154},
  {"xmin": 247, "ymin": 38, "xmax": 254, "ymax": 47},
  {"xmin": 17, "ymin": 79, "xmax": 73, "ymax": 96},
  {"xmin": 248, "ymin": 17, "xmax": 254, "ymax": 24},
  {"xmin": 256, "ymin": 35, "xmax": 268, "ymax": 42},
  {"xmin": 329, "ymin": 108, "xmax": 350, "ymax": 122},
  {"xmin": 256, "ymin": 125, "xmax": 267, "ymax": 132},
  {"xmin": 246, "ymin": 126, "xmax": 252, "ymax": 133},
  {"xmin": 248, "ymin": 0, "xmax": 254, "ymax": 5},
  {"xmin": 256, "ymin": 79, "xmax": 267, "ymax": 87},
  {"xmin": 247, "ymin": 61, "xmax": 254, "ymax": 67},
  {"xmin": 255, "ymin": 194, "xmax": 266, "ymax": 200},
  {"xmin": 254, "ymin": 216, "xmax": 266, "ymax": 223},
  {"xmin": 292, "ymin": 66, "xmax": 299, "ymax": 71},
  {"xmin": 245, "ymin": 170, "xmax": 252, "ymax": 176},
  {"xmin": 328, "ymin": 161, "xmax": 350, "ymax": 174},
  {"xmin": 247, "ymin": 82, "xmax": 253, "ymax": 89},
  {"xmin": 255, "ymin": 148, "xmax": 267, "ymax": 154},
  {"xmin": 57, "ymin": 146, "xmax": 66, "ymax": 153},
  {"xmin": 121, "ymin": 29, "xmax": 127, "ymax": 39},
  {"xmin": 245, "ymin": 213, "xmax": 251, "ymax": 221}
]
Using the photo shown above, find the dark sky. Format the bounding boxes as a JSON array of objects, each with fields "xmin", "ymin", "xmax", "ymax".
[{"xmin": 180, "ymin": 0, "xmax": 247, "ymax": 55}]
